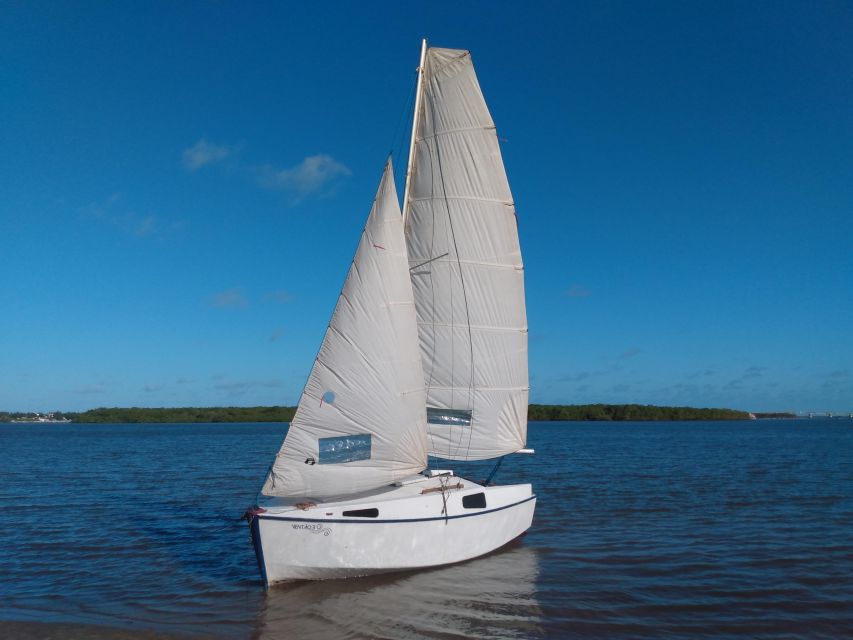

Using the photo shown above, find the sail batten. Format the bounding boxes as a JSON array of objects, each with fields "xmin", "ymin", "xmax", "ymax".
[
  {"xmin": 405, "ymin": 46, "xmax": 529, "ymax": 461},
  {"xmin": 262, "ymin": 160, "xmax": 427, "ymax": 499}
]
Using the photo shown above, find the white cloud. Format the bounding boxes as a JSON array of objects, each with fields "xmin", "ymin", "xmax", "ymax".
[
  {"xmin": 82, "ymin": 194, "xmax": 182, "ymax": 239},
  {"xmin": 564, "ymin": 284, "xmax": 590, "ymax": 298},
  {"xmin": 558, "ymin": 369, "xmax": 609, "ymax": 382},
  {"xmin": 211, "ymin": 288, "xmax": 248, "ymax": 308},
  {"xmin": 135, "ymin": 215, "xmax": 158, "ymax": 237},
  {"xmin": 687, "ymin": 369, "xmax": 716, "ymax": 379},
  {"xmin": 214, "ymin": 379, "xmax": 282, "ymax": 393},
  {"xmin": 263, "ymin": 290, "xmax": 294, "ymax": 304},
  {"xmin": 181, "ymin": 140, "xmax": 349, "ymax": 201},
  {"xmin": 182, "ymin": 138, "xmax": 232, "ymax": 171},
  {"xmin": 257, "ymin": 154, "xmax": 351, "ymax": 196},
  {"xmin": 71, "ymin": 384, "xmax": 105, "ymax": 395}
]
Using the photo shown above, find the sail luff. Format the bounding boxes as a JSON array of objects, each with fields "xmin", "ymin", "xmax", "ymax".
[
  {"xmin": 402, "ymin": 38, "xmax": 428, "ymax": 228},
  {"xmin": 262, "ymin": 159, "xmax": 428, "ymax": 499}
]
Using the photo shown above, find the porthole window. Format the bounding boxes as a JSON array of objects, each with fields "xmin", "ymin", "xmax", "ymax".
[
  {"xmin": 462, "ymin": 492, "xmax": 486, "ymax": 509},
  {"xmin": 342, "ymin": 508, "xmax": 379, "ymax": 518}
]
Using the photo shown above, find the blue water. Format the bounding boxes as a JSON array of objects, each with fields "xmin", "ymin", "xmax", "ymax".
[{"xmin": 1, "ymin": 420, "xmax": 851, "ymax": 638}]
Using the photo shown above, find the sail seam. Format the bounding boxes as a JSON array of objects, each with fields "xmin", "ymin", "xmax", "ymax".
[
  {"xmin": 409, "ymin": 258, "xmax": 523, "ymax": 270},
  {"xmin": 414, "ymin": 321, "xmax": 526, "ymax": 331},
  {"xmin": 426, "ymin": 49, "xmax": 471, "ymax": 77},
  {"xmin": 416, "ymin": 124, "xmax": 496, "ymax": 141},
  {"xmin": 425, "ymin": 385, "xmax": 528, "ymax": 392},
  {"xmin": 409, "ymin": 195, "xmax": 512, "ymax": 205}
]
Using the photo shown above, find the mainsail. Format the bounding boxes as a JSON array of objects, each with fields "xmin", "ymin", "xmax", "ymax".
[
  {"xmin": 405, "ymin": 46, "xmax": 529, "ymax": 460},
  {"xmin": 262, "ymin": 160, "xmax": 427, "ymax": 499}
]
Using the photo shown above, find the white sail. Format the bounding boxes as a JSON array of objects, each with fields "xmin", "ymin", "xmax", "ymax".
[
  {"xmin": 405, "ymin": 46, "xmax": 528, "ymax": 460},
  {"xmin": 262, "ymin": 160, "xmax": 427, "ymax": 499}
]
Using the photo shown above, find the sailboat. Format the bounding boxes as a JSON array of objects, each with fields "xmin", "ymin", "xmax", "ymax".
[{"xmin": 246, "ymin": 40, "xmax": 535, "ymax": 586}]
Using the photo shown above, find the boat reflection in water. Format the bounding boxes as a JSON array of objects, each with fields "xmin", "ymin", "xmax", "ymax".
[{"xmin": 255, "ymin": 543, "xmax": 542, "ymax": 639}]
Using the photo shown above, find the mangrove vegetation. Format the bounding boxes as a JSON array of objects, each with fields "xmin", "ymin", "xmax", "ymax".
[
  {"xmin": 0, "ymin": 404, "xmax": 758, "ymax": 423},
  {"xmin": 527, "ymin": 404, "xmax": 751, "ymax": 421}
]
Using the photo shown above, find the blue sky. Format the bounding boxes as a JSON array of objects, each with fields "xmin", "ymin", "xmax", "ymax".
[{"xmin": 2, "ymin": 1, "xmax": 851, "ymax": 413}]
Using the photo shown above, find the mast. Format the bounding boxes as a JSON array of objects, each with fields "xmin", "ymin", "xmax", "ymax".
[{"xmin": 401, "ymin": 38, "xmax": 428, "ymax": 227}]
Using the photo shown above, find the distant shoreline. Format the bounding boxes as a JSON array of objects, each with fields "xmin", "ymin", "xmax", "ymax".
[{"xmin": 1, "ymin": 404, "xmax": 801, "ymax": 424}]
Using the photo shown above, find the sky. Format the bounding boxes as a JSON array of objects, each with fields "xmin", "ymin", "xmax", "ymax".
[{"xmin": 2, "ymin": 1, "xmax": 851, "ymax": 414}]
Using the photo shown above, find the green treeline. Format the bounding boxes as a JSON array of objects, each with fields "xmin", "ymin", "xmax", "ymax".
[
  {"xmin": 528, "ymin": 403, "xmax": 750, "ymax": 421},
  {"xmin": 1, "ymin": 404, "xmax": 753, "ymax": 423},
  {"xmin": 68, "ymin": 406, "xmax": 297, "ymax": 423}
]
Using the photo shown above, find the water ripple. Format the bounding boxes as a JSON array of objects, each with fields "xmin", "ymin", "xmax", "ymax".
[{"xmin": 1, "ymin": 419, "xmax": 852, "ymax": 638}]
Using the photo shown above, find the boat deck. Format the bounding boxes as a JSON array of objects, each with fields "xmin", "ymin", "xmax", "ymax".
[{"xmin": 257, "ymin": 472, "xmax": 484, "ymax": 514}]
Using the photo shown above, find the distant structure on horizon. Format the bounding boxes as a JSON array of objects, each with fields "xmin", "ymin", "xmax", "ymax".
[
  {"xmin": 753, "ymin": 411, "xmax": 853, "ymax": 420},
  {"xmin": 10, "ymin": 412, "xmax": 71, "ymax": 424}
]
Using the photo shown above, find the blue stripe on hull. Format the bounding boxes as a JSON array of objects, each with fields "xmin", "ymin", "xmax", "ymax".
[{"xmin": 256, "ymin": 494, "xmax": 536, "ymax": 525}]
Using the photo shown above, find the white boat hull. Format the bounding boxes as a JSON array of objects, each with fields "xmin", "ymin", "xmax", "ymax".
[{"xmin": 250, "ymin": 476, "xmax": 535, "ymax": 586}]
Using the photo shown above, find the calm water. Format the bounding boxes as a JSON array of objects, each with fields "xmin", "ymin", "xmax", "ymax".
[{"xmin": 1, "ymin": 420, "xmax": 851, "ymax": 639}]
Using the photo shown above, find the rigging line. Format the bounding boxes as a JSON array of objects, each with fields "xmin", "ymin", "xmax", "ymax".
[
  {"xmin": 426, "ymin": 67, "xmax": 476, "ymax": 462},
  {"xmin": 417, "ymin": 79, "xmax": 453, "ymax": 458},
  {"xmin": 424, "ymin": 101, "xmax": 461, "ymax": 458},
  {"xmin": 409, "ymin": 252, "xmax": 449, "ymax": 272},
  {"xmin": 440, "ymin": 475, "xmax": 450, "ymax": 524},
  {"xmin": 484, "ymin": 456, "xmax": 505, "ymax": 486},
  {"xmin": 414, "ymin": 66, "xmax": 452, "ymax": 453},
  {"xmin": 420, "ymin": 61, "xmax": 452, "ymax": 458}
]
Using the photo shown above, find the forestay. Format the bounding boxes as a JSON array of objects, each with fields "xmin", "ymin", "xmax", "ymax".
[
  {"xmin": 405, "ymin": 47, "xmax": 529, "ymax": 460},
  {"xmin": 262, "ymin": 160, "xmax": 428, "ymax": 499}
]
